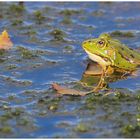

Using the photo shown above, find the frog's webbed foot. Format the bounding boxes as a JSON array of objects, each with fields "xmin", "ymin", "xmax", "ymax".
[
  {"xmin": 77, "ymin": 81, "xmax": 94, "ymax": 88},
  {"xmin": 120, "ymin": 71, "xmax": 131, "ymax": 79}
]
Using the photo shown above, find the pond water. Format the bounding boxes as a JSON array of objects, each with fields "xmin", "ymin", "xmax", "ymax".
[{"xmin": 0, "ymin": 2, "xmax": 140, "ymax": 138}]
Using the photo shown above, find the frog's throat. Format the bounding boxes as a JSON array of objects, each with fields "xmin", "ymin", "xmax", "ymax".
[{"xmin": 85, "ymin": 50, "xmax": 111, "ymax": 66}]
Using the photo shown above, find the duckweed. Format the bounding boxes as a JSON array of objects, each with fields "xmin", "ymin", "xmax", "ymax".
[
  {"xmin": 49, "ymin": 28, "xmax": 66, "ymax": 41},
  {"xmin": 23, "ymin": 30, "xmax": 37, "ymax": 36},
  {"xmin": 0, "ymin": 126, "xmax": 12, "ymax": 133},
  {"xmin": 11, "ymin": 19, "xmax": 23, "ymax": 26},
  {"xmin": 74, "ymin": 123, "xmax": 89, "ymax": 133},
  {"xmin": 60, "ymin": 9, "xmax": 82, "ymax": 16},
  {"xmin": 17, "ymin": 118, "xmax": 29, "ymax": 126},
  {"xmin": 92, "ymin": 10, "xmax": 105, "ymax": 17},
  {"xmin": 0, "ymin": 113, "xmax": 13, "ymax": 121},
  {"xmin": 33, "ymin": 10, "xmax": 45, "ymax": 24},
  {"xmin": 11, "ymin": 108, "xmax": 23, "ymax": 116},
  {"xmin": 61, "ymin": 17, "xmax": 72, "ymax": 24},
  {"xmin": 48, "ymin": 104, "xmax": 58, "ymax": 111},
  {"xmin": 4, "ymin": 76, "xmax": 32, "ymax": 86},
  {"xmin": 110, "ymin": 31, "xmax": 135, "ymax": 37},
  {"xmin": 0, "ymin": 49, "xmax": 6, "ymax": 56},
  {"xmin": 38, "ymin": 98, "xmax": 46, "ymax": 104},
  {"xmin": 8, "ymin": 95, "xmax": 16, "ymax": 100},
  {"xmin": 17, "ymin": 46, "xmax": 38, "ymax": 59},
  {"xmin": 6, "ymin": 64, "xmax": 18, "ymax": 70},
  {"xmin": 122, "ymin": 124, "xmax": 140, "ymax": 138},
  {"xmin": 2, "ymin": 105, "xmax": 10, "ymax": 110},
  {"xmin": 38, "ymin": 110, "xmax": 47, "ymax": 116},
  {"xmin": 136, "ymin": 114, "xmax": 140, "ymax": 123},
  {"xmin": 63, "ymin": 45, "xmax": 74, "ymax": 53},
  {"xmin": 9, "ymin": 3, "xmax": 25, "ymax": 14}
]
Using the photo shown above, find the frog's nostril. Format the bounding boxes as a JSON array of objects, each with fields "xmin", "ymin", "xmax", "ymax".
[
  {"xmin": 82, "ymin": 40, "xmax": 92, "ymax": 47},
  {"xmin": 82, "ymin": 41, "xmax": 87, "ymax": 46}
]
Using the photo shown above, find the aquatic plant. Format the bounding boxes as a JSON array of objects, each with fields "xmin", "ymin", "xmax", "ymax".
[
  {"xmin": 49, "ymin": 28, "xmax": 66, "ymax": 41},
  {"xmin": 33, "ymin": 10, "xmax": 45, "ymax": 24},
  {"xmin": 110, "ymin": 31, "xmax": 134, "ymax": 37}
]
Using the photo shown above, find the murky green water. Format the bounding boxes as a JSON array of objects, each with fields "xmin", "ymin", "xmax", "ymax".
[{"xmin": 0, "ymin": 2, "xmax": 140, "ymax": 138}]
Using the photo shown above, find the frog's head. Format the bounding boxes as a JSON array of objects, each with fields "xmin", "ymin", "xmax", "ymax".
[{"xmin": 82, "ymin": 33, "xmax": 119, "ymax": 65}]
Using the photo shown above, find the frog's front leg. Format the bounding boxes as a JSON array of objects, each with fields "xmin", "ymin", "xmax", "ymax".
[
  {"xmin": 92, "ymin": 66, "xmax": 106, "ymax": 92},
  {"xmin": 105, "ymin": 66, "xmax": 114, "ymax": 75},
  {"xmin": 91, "ymin": 65, "xmax": 114, "ymax": 92}
]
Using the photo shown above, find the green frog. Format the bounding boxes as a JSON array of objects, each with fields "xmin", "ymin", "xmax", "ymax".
[
  {"xmin": 53, "ymin": 33, "xmax": 140, "ymax": 96},
  {"xmin": 82, "ymin": 33, "xmax": 140, "ymax": 91}
]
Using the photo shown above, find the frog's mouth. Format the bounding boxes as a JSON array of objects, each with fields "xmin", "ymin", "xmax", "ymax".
[{"xmin": 84, "ymin": 49, "xmax": 111, "ymax": 66}]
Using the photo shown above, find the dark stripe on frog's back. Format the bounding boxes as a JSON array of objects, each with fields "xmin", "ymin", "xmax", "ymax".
[
  {"xmin": 116, "ymin": 44, "xmax": 140, "ymax": 65},
  {"xmin": 109, "ymin": 39, "xmax": 140, "ymax": 62},
  {"xmin": 118, "ymin": 51, "xmax": 130, "ymax": 62},
  {"xmin": 112, "ymin": 46, "xmax": 138, "ymax": 70}
]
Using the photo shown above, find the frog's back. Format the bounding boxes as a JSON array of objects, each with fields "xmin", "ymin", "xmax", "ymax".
[
  {"xmin": 112, "ymin": 41, "xmax": 140, "ymax": 70},
  {"xmin": 117, "ymin": 43, "xmax": 140, "ymax": 63}
]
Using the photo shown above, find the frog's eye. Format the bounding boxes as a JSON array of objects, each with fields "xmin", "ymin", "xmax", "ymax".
[
  {"xmin": 97, "ymin": 39, "xmax": 106, "ymax": 48},
  {"xmin": 98, "ymin": 40, "xmax": 104, "ymax": 45}
]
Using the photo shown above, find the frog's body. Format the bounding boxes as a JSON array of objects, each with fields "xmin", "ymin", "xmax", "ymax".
[
  {"xmin": 82, "ymin": 33, "xmax": 140, "ymax": 92},
  {"xmin": 82, "ymin": 33, "xmax": 140, "ymax": 73}
]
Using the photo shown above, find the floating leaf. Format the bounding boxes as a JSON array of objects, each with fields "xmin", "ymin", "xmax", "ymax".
[
  {"xmin": 52, "ymin": 83, "xmax": 88, "ymax": 96},
  {"xmin": 0, "ymin": 30, "xmax": 13, "ymax": 50}
]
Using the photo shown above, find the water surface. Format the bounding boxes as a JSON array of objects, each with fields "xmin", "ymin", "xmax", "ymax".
[{"xmin": 0, "ymin": 2, "xmax": 140, "ymax": 138}]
